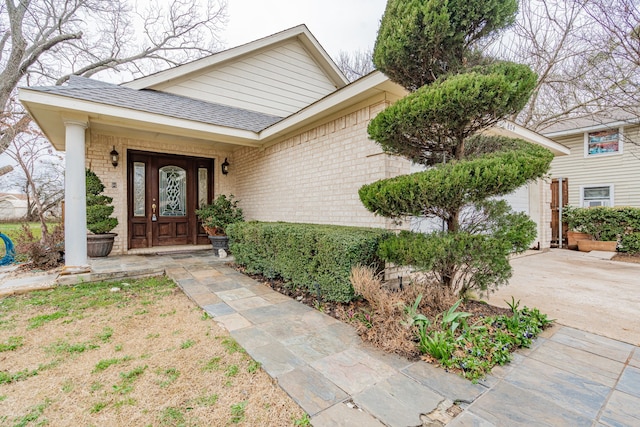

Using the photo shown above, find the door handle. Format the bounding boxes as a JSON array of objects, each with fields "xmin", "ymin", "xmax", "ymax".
[{"xmin": 151, "ymin": 203, "xmax": 157, "ymax": 221}]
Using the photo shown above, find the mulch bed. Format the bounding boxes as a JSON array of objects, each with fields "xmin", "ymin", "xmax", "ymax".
[
  {"xmin": 612, "ymin": 253, "xmax": 640, "ymax": 264},
  {"xmin": 231, "ymin": 264, "xmax": 511, "ymax": 336}
]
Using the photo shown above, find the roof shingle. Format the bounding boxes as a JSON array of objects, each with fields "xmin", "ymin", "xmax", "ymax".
[{"xmin": 30, "ymin": 76, "xmax": 284, "ymax": 132}]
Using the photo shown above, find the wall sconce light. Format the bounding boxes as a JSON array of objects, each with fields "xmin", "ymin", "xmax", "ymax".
[
  {"xmin": 221, "ymin": 158, "xmax": 229, "ymax": 175},
  {"xmin": 110, "ymin": 146, "xmax": 119, "ymax": 168}
]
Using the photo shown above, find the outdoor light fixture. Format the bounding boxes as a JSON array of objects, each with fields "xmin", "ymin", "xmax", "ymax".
[
  {"xmin": 221, "ymin": 158, "xmax": 229, "ymax": 175},
  {"xmin": 110, "ymin": 146, "xmax": 119, "ymax": 168}
]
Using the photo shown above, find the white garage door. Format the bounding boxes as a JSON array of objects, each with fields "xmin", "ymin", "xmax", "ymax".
[{"xmin": 501, "ymin": 184, "xmax": 530, "ymax": 215}]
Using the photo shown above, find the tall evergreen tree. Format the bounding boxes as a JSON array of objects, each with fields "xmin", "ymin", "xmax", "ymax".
[{"xmin": 360, "ymin": 0, "xmax": 553, "ymax": 295}]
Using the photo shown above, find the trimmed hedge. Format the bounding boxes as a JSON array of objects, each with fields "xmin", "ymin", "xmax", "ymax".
[
  {"xmin": 226, "ymin": 222, "xmax": 391, "ymax": 302},
  {"xmin": 564, "ymin": 206, "xmax": 640, "ymax": 244},
  {"xmin": 620, "ymin": 233, "xmax": 640, "ymax": 255}
]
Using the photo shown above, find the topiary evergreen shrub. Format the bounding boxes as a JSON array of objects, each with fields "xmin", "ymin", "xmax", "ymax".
[
  {"xmin": 358, "ymin": 0, "xmax": 552, "ymax": 297},
  {"xmin": 226, "ymin": 222, "xmax": 391, "ymax": 302},
  {"xmin": 86, "ymin": 169, "xmax": 118, "ymax": 234}
]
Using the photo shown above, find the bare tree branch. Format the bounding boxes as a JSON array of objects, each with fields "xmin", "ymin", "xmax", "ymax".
[
  {"xmin": 4, "ymin": 131, "xmax": 64, "ymax": 237},
  {"xmin": 0, "ymin": 0, "xmax": 229, "ymax": 240},
  {"xmin": 492, "ymin": 0, "xmax": 640, "ymax": 131},
  {"xmin": 1, "ymin": 0, "xmax": 228, "ymax": 155},
  {"xmin": 335, "ymin": 49, "xmax": 375, "ymax": 82}
]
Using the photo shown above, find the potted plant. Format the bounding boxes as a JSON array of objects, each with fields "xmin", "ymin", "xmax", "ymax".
[
  {"xmin": 86, "ymin": 169, "xmax": 118, "ymax": 257},
  {"xmin": 565, "ymin": 206, "xmax": 620, "ymax": 252},
  {"xmin": 563, "ymin": 205, "xmax": 592, "ymax": 250},
  {"xmin": 196, "ymin": 194, "xmax": 244, "ymax": 255}
]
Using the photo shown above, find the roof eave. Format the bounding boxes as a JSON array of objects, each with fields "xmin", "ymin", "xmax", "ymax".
[
  {"xmin": 488, "ymin": 121, "xmax": 570, "ymax": 156},
  {"xmin": 543, "ymin": 119, "xmax": 640, "ymax": 138}
]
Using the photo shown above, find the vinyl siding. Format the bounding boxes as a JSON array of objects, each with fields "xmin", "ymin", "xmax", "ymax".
[
  {"xmin": 156, "ymin": 40, "xmax": 338, "ymax": 117},
  {"xmin": 549, "ymin": 125, "xmax": 640, "ymax": 207}
]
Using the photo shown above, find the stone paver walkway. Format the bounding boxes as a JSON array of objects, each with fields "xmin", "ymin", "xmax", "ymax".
[{"xmin": 1, "ymin": 251, "xmax": 639, "ymax": 426}]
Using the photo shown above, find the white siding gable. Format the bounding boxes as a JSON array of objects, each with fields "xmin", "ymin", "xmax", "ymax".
[{"xmin": 154, "ymin": 40, "xmax": 339, "ymax": 117}]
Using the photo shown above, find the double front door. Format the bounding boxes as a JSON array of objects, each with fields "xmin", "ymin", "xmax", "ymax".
[{"xmin": 128, "ymin": 151, "xmax": 214, "ymax": 249}]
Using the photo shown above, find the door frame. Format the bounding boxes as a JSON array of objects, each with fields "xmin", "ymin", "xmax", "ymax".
[
  {"xmin": 127, "ymin": 150, "xmax": 214, "ymax": 249},
  {"xmin": 550, "ymin": 178, "xmax": 569, "ymax": 248}
]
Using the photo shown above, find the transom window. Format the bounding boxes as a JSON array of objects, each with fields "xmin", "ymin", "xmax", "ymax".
[
  {"xmin": 585, "ymin": 128, "xmax": 623, "ymax": 157},
  {"xmin": 581, "ymin": 185, "xmax": 614, "ymax": 207}
]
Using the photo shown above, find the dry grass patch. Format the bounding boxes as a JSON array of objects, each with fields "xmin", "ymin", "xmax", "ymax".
[
  {"xmin": 343, "ymin": 265, "xmax": 456, "ymax": 359},
  {"xmin": 0, "ymin": 276, "xmax": 305, "ymax": 426}
]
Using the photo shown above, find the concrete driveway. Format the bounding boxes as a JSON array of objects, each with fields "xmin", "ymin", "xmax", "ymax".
[{"xmin": 487, "ymin": 249, "xmax": 640, "ymax": 345}]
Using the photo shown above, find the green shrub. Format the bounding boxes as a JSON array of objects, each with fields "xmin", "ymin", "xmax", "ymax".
[
  {"xmin": 563, "ymin": 206, "xmax": 640, "ymax": 241},
  {"xmin": 379, "ymin": 206, "xmax": 535, "ymax": 297},
  {"xmin": 359, "ymin": 141, "xmax": 553, "ymax": 218},
  {"xmin": 620, "ymin": 233, "xmax": 640, "ymax": 254},
  {"xmin": 362, "ymin": 0, "xmax": 547, "ymax": 295},
  {"xmin": 195, "ymin": 194, "xmax": 244, "ymax": 236},
  {"xmin": 227, "ymin": 222, "xmax": 391, "ymax": 302},
  {"xmin": 86, "ymin": 169, "xmax": 118, "ymax": 234}
]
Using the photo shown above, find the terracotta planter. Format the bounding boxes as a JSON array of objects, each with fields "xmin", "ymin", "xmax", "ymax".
[
  {"xmin": 577, "ymin": 239, "xmax": 617, "ymax": 253},
  {"xmin": 87, "ymin": 233, "xmax": 117, "ymax": 257},
  {"xmin": 567, "ymin": 231, "xmax": 592, "ymax": 250},
  {"xmin": 208, "ymin": 235, "xmax": 229, "ymax": 256}
]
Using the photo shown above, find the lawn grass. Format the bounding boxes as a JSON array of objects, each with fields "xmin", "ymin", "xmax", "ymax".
[
  {"xmin": 0, "ymin": 222, "xmax": 59, "ymax": 258},
  {"xmin": 0, "ymin": 222, "xmax": 53, "ymax": 240},
  {"xmin": 0, "ymin": 276, "xmax": 306, "ymax": 425}
]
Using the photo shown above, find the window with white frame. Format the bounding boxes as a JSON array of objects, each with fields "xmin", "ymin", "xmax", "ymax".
[
  {"xmin": 581, "ymin": 185, "xmax": 614, "ymax": 207},
  {"xmin": 585, "ymin": 128, "xmax": 623, "ymax": 157}
]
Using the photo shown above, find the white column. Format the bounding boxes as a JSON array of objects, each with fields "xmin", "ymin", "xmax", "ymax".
[{"xmin": 63, "ymin": 119, "xmax": 89, "ymax": 271}]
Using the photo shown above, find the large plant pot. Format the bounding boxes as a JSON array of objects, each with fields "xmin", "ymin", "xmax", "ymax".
[
  {"xmin": 87, "ymin": 233, "xmax": 117, "ymax": 257},
  {"xmin": 567, "ymin": 231, "xmax": 592, "ymax": 250},
  {"xmin": 577, "ymin": 239, "xmax": 617, "ymax": 253},
  {"xmin": 208, "ymin": 235, "xmax": 229, "ymax": 256}
]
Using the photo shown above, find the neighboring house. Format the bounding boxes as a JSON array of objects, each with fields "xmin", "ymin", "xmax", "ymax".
[
  {"xmin": 18, "ymin": 25, "xmax": 568, "ymax": 270},
  {"xmin": 543, "ymin": 112, "xmax": 640, "ymax": 245},
  {"xmin": 0, "ymin": 193, "xmax": 28, "ymax": 221}
]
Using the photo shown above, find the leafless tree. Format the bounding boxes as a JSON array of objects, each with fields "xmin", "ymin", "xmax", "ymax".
[
  {"xmin": 335, "ymin": 49, "xmax": 375, "ymax": 82},
  {"xmin": 0, "ymin": 0, "xmax": 228, "ymax": 242},
  {"xmin": 583, "ymin": 0, "xmax": 640, "ymax": 112},
  {"xmin": 4, "ymin": 130, "xmax": 64, "ymax": 236},
  {"xmin": 0, "ymin": 0, "xmax": 228, "ymax": 155},
  {"xmin": 491, "ymin": 0, "xmax": 640, "ymax": 132}
]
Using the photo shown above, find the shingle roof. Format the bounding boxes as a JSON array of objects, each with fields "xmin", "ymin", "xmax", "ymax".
[{"xmin": 29, "ymin": 76, "xmax": 284, "ymax": 132}]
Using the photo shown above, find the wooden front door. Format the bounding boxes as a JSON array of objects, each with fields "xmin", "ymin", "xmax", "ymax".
[
  {"xmin": 550, "ymin": 178, "xmax": 569, "ymax": 248},
  {"xmin": 128, "ymin": 151, "xmax": 213, "ymax": 249}
]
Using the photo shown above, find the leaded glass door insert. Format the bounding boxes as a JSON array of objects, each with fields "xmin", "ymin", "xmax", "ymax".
[
  {"xmin": 133, "ymin": 162, "xmax": 146, "ymax": 217},
  {"xmin": 198, "ymin": 168, "xmax": 208, "ymax": 208},
  {"xmin": 159, "ymin": 166, "xmax": 187, "ymax": 216}
]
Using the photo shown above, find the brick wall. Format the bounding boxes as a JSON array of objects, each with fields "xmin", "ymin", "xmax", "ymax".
[
  {"xmin": 233, "ymin": 99, "xmax": 412, "ymax": 228},
  {"xmin": 84, "ymin": 117, "xmax": 552, "ymax": 255},
  {"xmin": 86, "ymin": 94, "xmax": 555, "ymax": 256}
]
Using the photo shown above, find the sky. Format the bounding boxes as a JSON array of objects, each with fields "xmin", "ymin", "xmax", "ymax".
[{"xmin": 220, "ymin": 0, "xmax": 388, "ymax": 57}]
